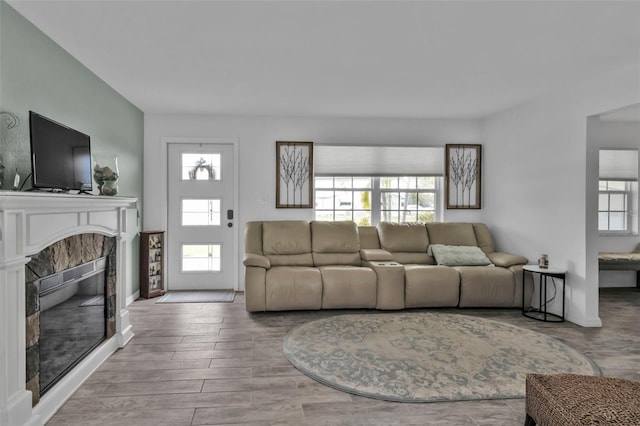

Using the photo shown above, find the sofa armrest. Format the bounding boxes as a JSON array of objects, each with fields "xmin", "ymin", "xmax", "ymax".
[
  {"xmin": 487, "ymin": 252, "xmax": 527, "ymax": 268},
  {"xmin": 360, "ymin": 249, "xmax": 394, "ymax": 262},
  {"xmin": 243, "ymin": 253, "xmax": 271, "ymax": 269}
]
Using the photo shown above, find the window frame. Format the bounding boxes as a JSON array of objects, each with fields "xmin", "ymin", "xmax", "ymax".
[
  {"xmin": 598, "ymin": 180, "xmax": 632, "ymax": 234},
  {"xmin": 314, "ymin": 175, "xmax": 442, "ymax": 225}
]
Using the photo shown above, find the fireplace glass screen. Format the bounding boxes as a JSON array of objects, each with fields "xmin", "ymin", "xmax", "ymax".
[{"xmin": 39, "ymin": 257, "xmax": 107, "ymax": 394}]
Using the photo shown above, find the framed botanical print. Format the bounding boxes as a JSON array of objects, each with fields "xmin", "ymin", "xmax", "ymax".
[
  {"xmin": 276, "ymin": 141, "xmax": 313, "ymax": 208},
  {"xmin": 445, "ymin": 144, "xmax": 482, "ymax": 209}
]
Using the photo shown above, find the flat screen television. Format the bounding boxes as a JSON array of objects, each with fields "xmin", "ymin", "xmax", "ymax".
[{"xmin": 29, "ymin": 111, "xmax": 92, "ymax": 192}]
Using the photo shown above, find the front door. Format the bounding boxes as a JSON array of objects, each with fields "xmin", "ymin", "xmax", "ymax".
[{"xmin": 167, "ymin": 142, "xmax": 235, "ymax": 290}]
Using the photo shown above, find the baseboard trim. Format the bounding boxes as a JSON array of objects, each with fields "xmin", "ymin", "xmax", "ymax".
[
  {"xmin": 567, "ymin": 313, "xmax": 603, "ymax": 327},
  {"xmin": 126, "ymin": 290, "xmax": 140, "ymax": 306}
]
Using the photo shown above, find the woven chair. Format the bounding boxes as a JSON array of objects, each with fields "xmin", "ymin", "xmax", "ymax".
[{"xmin": 525, "ymin": 373, "xmax": 640, "ymax": 426}]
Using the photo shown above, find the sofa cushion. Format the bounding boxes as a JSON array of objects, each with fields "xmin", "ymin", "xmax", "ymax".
[
  {"xmin": 488, "ymin": 252, "xmax": 528, "ymax": 268},
  {"xmin": 360, "ymin": 249, "xmax": 394, "ymax": 261},
  {"xmin": 263, "ymin": 221, "xmax": 313, "ymax": 266},
  {"xmin": 313, "ymin": 252, "xmax": 362, "ymax": 266},
  {"xmin": 473, "ymin": 223, "xmax": 496, "ymax": 254},
  {"xmin": 429, "ymin": 244, "xmax": 493, "ymax": 266},
  {"xmin": 426, "ymin": 222, "xmax": 478, "ymax": 246},
  {"xmin": 244, "ymin": 221, "xmax": 264, "ymax": 255},
  {"xmin": 358, "ymin": 226, "xmax": 381, "ymax": 249},
  {"xmin": 243, "ymin": 253, "xmax": 270, "ymax": 269},
  {"xmin": 263, "ymin": 221, "xmax": 311, "ymax": 254},
  {"xmin": 404, "ymin": 265, "xmax": 460, "ymax": 308},
  {"xmin": 378, "ymin": 222, "xmax": 429, "ymax": 252},
  {"xmin": 312, "ymin": 221, "xmax": 360, "ymax": 252},
  {"xmin": 319, "ymin": 266, "xmax": 377, "ymax": 309},
  {"xmin": 391, "ymin": 252, "xmax": 434, "ymax": 265},
  {"xmin": 265, "ymin": 266, "xmax": 322, "ymax": 310},
  {"xmin": 377, "ymin": 222, "xmax": 434, "ymax": 264},
  {"xmin": 455, "ymin": 266, "xmax": 515, "ymax": 307},
  {"xmin": 312, "ymin": 221, "xmax": 361, "ymax": 266}
]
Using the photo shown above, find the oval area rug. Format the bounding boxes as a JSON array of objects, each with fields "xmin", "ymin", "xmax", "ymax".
[{"xmin": 283, "ymin": 312, "xmax": 600, "ymax": 402}]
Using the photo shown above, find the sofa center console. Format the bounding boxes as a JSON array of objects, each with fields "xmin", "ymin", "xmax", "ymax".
[{"xmin": 365, "ymin": 261, "xmax": 405, "ymax": 310}]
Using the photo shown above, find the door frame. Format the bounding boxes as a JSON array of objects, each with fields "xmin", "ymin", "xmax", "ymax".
[{"xmin": 160, "ymin": 137, "xmax": 240, "ymax": 291}]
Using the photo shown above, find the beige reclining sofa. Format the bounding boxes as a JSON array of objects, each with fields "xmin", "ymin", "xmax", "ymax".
[{"xmin": 244, "ymin": 220, "xmax": 533, "ymax": 312}]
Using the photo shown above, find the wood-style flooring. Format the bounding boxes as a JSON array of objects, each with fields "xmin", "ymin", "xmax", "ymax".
[{"xmin": 47, "ymin": 288, "xmax": 639, "ymax": 425}]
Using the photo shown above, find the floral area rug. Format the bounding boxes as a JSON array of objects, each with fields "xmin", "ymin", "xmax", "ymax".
[{"xmin": 282, "ymin": 312, "xmax": 600, "ymax": 402}]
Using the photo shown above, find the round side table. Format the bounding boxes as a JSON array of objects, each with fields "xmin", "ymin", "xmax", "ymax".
[{"xmin": 522, "ymin": 265, "xmax": 566, "ymax": 322}]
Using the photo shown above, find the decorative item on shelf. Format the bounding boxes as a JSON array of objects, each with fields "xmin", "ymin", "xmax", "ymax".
[
  {"xmin": 538, "ymin": 254, "xmax": 549, "ymax": 269},
  {"xmin": 93, "ymin": 153, "xmax": 119, "ymax": 196}
]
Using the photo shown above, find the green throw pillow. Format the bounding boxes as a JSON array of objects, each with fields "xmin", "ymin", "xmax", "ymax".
[{"xmin": 428, "ymin": 244, "xmax": 493, "ymax": 266}]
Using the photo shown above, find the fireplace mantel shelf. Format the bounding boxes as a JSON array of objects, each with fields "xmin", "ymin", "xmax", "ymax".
[
  {"xmin": 0, "ymin": 192, "xmax": 138, "ymax": 426},
  {"xmin": 0, "ymin": 190, "xmax": 137, "ymax": 211}
]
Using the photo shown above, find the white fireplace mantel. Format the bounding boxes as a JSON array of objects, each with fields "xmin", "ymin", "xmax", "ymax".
[{"xmin": 0, "ymin": 191, "xmax": 138, "ymax": 426}]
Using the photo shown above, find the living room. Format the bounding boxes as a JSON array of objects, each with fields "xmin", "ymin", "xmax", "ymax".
[{"xmin": 1, "ymin": 1, "xmax": 639, "ymax": 425}]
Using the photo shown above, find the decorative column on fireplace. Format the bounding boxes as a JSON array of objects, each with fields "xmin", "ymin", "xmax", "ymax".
[{"xmin": 0, "ymin": 192, "xmax": 137, "ymax": 426}]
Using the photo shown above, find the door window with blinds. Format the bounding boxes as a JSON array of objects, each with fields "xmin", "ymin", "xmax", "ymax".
[
  {"xmin": 598, "ymin": 149, "xmax": 639, "ymax": 234},
  {"xmin": 314, "ymin": 146, "xmax": 444, "ymax": 225},
  {"xmin": 181, "ymin": 199, "xmax": 221, "ymax": 226}
]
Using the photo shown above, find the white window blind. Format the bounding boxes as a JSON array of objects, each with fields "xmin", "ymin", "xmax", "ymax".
[
  {"xmin": 315, "ymin": 146, "xmax": 445, "ymax": 177},
  {"xmin": 599, "ymin": 149, "xmax": 638, "ymax": 181}
]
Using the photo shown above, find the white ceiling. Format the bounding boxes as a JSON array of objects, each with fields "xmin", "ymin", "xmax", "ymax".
[{"xmin": 7, "ymin": 0, "xmax": 640, "ymax": 119}]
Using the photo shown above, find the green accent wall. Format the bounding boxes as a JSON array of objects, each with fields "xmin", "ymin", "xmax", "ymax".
[
  {"xmin": 0, "ymin": 1, "xmax": 143, "ymax": 292},
  {"xmin": 0, "ymin": 1, "xmax": 143, "ymax": 198}
]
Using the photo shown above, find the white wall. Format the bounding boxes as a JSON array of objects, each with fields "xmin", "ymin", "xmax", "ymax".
[
  {"xmin": 589, "ymin": 118, "xmax": 640, "ymax": 287},
  {"xmin": 482, "ymin": 64, "xmax": 640, "ymax": 326},
  {"xmin": 144, "ymin": 115, "xmax": 482, "ymax": 291}
]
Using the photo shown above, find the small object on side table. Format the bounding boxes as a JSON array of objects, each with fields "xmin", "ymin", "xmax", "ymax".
[
  {"xmin": 538, "ymin": 254, "xmax": 548, "ymax": 269},
  {"xmin": 522, "ymin": 265, "xmax": 566, "ymax": 322}
]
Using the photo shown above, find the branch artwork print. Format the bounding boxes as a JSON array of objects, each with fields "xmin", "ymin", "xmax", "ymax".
[
  {"xmin": 447, "ymin": 144, "xmax": 481, "ymax": 209},
  {"xmin": 279, "ymin": 143, "xmax": 310, "ymax": 207}
]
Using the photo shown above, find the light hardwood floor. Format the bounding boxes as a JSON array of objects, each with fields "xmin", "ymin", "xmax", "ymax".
[{"xmin": 46, "ymin": 288, "xmax": 639, "ymax": 425}]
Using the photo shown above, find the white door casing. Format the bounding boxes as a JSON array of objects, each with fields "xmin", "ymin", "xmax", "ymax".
[{"xmin": 167, "ymin": 142, "xmax": 236, "ymax": 290}]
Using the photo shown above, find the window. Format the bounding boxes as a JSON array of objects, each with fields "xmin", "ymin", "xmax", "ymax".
[
  {"xmin": 181, "ymin": 199, "xmax": 221, "ymax": 226},
  {"xmin": 598, "ymin": 180, "xmax": 632, "ymax": 232},
  {"xmin": 181, "ymin": 153, "xmax": 220, "ymax": 180},
  {"xmin": 181, "ymin": 244, "xmax": 221, "ymax": 271},
  {"xmin": 315, "ymin": 176, "xmax": 440, "ymax": 225},
  {"xmin": 598, "ymin": 149, "xmax": 638, "ymax": 234}
]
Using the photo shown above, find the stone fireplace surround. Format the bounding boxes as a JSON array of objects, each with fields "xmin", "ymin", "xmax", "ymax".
[
  {"xmin": 0, "ymin": 191, "xmax": 137, "ymax": 426},
  {"xmin": 26, "ymin": 234, "xmax": 116, "ymax": 406}
]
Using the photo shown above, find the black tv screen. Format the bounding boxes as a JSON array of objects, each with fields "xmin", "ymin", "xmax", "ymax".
[{"xmin": 29, "ymin": 111, "xmax": 92, "ymax": 191}]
